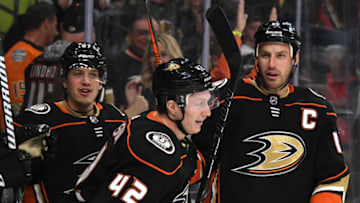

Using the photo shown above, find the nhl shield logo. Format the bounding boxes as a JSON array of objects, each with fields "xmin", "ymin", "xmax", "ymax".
[{"xmin": 269, "ymin": 95, "xmax": 278, "ymax": 105}]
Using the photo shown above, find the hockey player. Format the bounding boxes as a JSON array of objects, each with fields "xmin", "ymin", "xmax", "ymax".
[
  {"xmin": 21, "ymin": 2, "xmax": 96, "ymax": 109},
  {"xmin": 75, "ymin": 57, "xmax": 215, "ymax": 202},
  {"xmin": 14, "ymin": 42, "xmax": 127, "ymax": 202},
  {"xmin": 194, "ymin": 20, "xmax": 350, "ymax": 203},
  {"xmin": 4, "ymin": 2, "xmax": 58, "ymax": 116}
]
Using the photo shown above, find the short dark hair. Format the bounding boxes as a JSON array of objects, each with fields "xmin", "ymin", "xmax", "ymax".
[{"xmin": 23, "ymin": 2, "xmax": 57, "ymax": 31}]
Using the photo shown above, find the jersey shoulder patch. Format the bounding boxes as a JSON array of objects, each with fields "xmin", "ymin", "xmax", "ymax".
[
  {"xmin": 127, "ymin": 118, "xmax": 183, "ymax": 174},
  {"xmin": 24, "ymin": 103, "xmax": 51, "ymax": 115},
  {"xmin": 145, "ymin": 131, "xmax": 175, "ymax": 155},
  {"xmin": 11, "ymin": 49, "xmax": 27, "ymax": 62}
]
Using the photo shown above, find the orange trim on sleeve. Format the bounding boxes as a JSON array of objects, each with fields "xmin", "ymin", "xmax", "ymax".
[
  {"xmin": 126, "ymin": 118, "xmax": 185, "ymax": 175},
  {"xmin": 319, "ymin": 166, "xmax": 348, "ymax": 184},
  {"xmin": 189, "ymin": 150, "xmax": 205, "ymax": 184},
  {"xmin": 310, "ymin": 192, "xmax": 342, "ymax": 203},
  {"xmin": 13, "ymin": 121, "xmax": 22, "ymax": 127}
]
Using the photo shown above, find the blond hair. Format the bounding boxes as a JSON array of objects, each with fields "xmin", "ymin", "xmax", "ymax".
[{"xmin": 140, "ymin": 33, "xmax": 183, "ymax": 89}]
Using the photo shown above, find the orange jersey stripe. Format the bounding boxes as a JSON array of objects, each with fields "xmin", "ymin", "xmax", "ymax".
[
  {"xmin": 104, "ymin": 120, "xmax": 126, "ymax": 123},
  {"xmin": 319, "ymin": 165, "xmax": 348, "ymax": 184},
  {"xmin": 50, "ymin": 121, "xmax": 87, "ymax": 130},
  {"xmin": 326, "ymin": 112, "xmax": 338, "ymax": 117},
  {"xmin": 126, "ymin": 118, "xmax": 185, "ymax": 175},
  {"xmin": 233, "ymin": 96, "xmax": 263, "ymax": 101},
  {"xmin": 40, "ymin": 181, "xmax": 49, "ymax": 203},
  {"xmin": 285, "ymin": 102, "xmax": 327, "ymax": 108}
]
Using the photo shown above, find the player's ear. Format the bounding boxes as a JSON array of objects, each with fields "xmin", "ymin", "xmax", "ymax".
[
  {"xmin": 166, "ymin": 100, "xmax": 181, "ymax": 119},
  {"xmin": 294, "ymin": 52, "xmax": 299, "ymax": 65},
  {"xmin": 62, "ymin": 80, "xmax": 67, "ymax": 89}
]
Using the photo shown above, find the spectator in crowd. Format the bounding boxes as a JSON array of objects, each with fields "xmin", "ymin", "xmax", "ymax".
[
  {"xmin": 208, "ymin": 0, "xmax": 247, "ymax": 82},
  {"xmin": 177, "ymin": 0, "xmax": 204, "ymax": 61},
  {"xmin": 124, "ymin": 33, "xmax": 184, "ymax": 117},
  {"xmin": 150, "ymin": 0, "xmax": 178, "ymax": 35},
  {"xmin": 241, "ymin": 6, "xmax": 277, "ymax": 74},
  {"xmin": 15, "ymin": 42, "xmax": 127, "ymax": 203},
  {"xmin": 3, "ymin": 2, "xmax": 58, "ymax": 116},
  {"xmin": 21, "ymin": 2, "xmax": 95, "ymax": 109},
  {"xmin": 313, "ymin": 0, "xmax": 346, "ymax": 46},
  {"xmin": 324, "ymin": 44, "xmax": 358, "ymax": 108},
  {"xmin": 108, "ymin": 15, "xmax": 159, "ymax": 110},
  {"xmin": 324, "ymin": 44, "xmax": 358, "ymax": 145},
  {"xmin": 240, "ymin": 11, "xmax": 263, "ymax": 71}
]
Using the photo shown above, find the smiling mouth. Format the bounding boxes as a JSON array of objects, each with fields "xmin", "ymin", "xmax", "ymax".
[{"xmin": 80, "ymin": 89, "xmax": 91, "ymax": 94}]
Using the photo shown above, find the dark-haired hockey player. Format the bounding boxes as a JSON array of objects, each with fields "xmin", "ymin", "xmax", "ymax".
[
  {"xmin": 194, "ymin": 20, "xmax": 350, "ymax": 203},
  {"xmin": 75, "ymin": 57, "xmax": 218, "ymax": 202},
  {"xmin": 14, "ymin": 42, "xmax": 127, "ymax": 202}
]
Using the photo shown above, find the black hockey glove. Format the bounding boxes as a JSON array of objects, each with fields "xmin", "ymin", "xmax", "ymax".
[
  {"xmin": 41, "ymin": 130, "xmax": 57, "ymax": 159},
  {"xmin": 15, "ymin": 149, "xmax": 32, "ymax": 183},
  {"xmin": 0, "ymin": 148, "xmax": 32, "ymax": 187},
  {"xmin": 18, "ymin": 124, "xmax": 51, "ymax": 158},
  {"xmin": 16, "ymin": 124, "xmax": 50, "ymax": 144}
]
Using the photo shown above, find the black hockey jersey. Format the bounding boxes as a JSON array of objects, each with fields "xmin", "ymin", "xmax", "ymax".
[
  {"xmin": 14, "ymin": 102, "xmax": 126, "ymax": 202},
  {"xmin": 194, "ymin": 78, "xmax": 350, "ymax": 203},
  {"xmin": 75, "ymin": 111, "xmax": 204, "ymax": 203}
]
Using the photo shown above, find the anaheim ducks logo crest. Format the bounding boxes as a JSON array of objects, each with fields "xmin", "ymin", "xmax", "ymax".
[
  {"xmin": 165, "ymin": 63, "xmax": 180, "ymax": 71},
  {"xmin": 25, "ymin": 103, "xmax": 51, "ymax": 114},
  {"xmin": 231, "ymin": 131, "xmax": 306, "ymax": 177}
]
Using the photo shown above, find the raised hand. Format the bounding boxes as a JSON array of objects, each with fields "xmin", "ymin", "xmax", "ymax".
[{"xmin": 234, "ymin": 0, "xmax": 248, "ymax": 33}]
